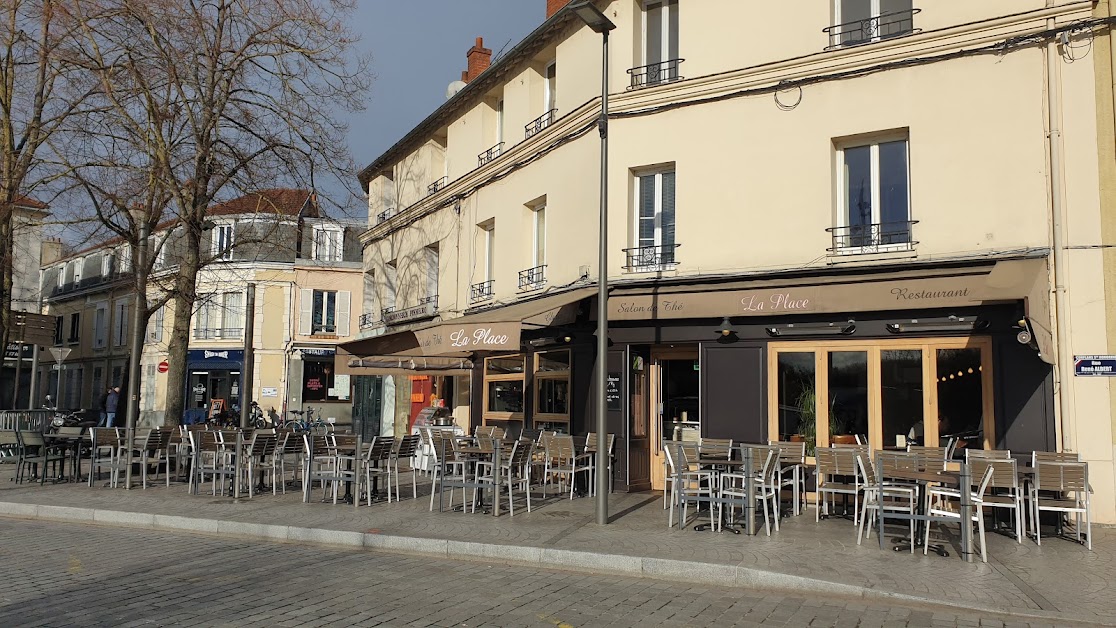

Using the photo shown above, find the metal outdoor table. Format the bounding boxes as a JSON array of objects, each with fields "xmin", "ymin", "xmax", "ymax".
[
  {"xmin": 672, "ymin": 446, "xmax": 757, "ymax": 536},
  {"xmin": 437, "ymin": 437, "xmax": 503, "ymax": 517},
  {"xmin": 42, "ymin": 433, "xmax": 84, "ymax": 482},
  {"xmin": 876, "ymin": 465, "xmax": 974, "ymax": 562}
]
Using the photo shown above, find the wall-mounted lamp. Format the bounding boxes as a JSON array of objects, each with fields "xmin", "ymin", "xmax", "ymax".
[
  {"xmin": 1015, "ymin": 318, "xmax": 1034, "ymax": 345},
  {"xmin": 765, "ymin": 320, "xmax": 855, "ymax": 337},
  {"xmin": 716, "ymin": 316, "xmax": 736, "ymax": 337},
  {"xmin": 886, "ymin": 315, "xmax": 988, "ymax": 334}
]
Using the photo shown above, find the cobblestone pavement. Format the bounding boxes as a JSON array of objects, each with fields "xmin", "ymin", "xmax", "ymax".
[
  {"xmin": 0, "ymin": 466, "xmax": 1111, "ymax": 625},
  {"xmin": 0, "ymin": 519, "xmax": 1092, "ymax": 628}
]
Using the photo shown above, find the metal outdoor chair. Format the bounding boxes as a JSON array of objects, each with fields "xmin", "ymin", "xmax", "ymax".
[
  {"xmin": 854, "ymin": 451, "xmax": 916, "ymax": 546},
  {"xmin": 718, "ymin": 445, "xmax": 781, "ymax": 536},
  {"xmin": 925, "ymin": 464, "xmax": 998, "ymax": 562},
  {"xmin": 88, "ymin": 428, "xmax": 123, "ymax": 488},
  {"xmin": 815, "ymin": 446, "xmax": 862, "ymax": 523},
  {"xmin": 15, "ymin": 430, "xmax": 65, "ymax": 485},
  {"xmin": 1030, "ymin": 455, "xmax": 1091, "ymax": 550},
  {"xmin": 584, "ymin": 432, "xmax": 615, "ymax": 496},
  {"xmin": 771, "ymin": 440, "xmax": 807, "ymax": 516},
  {"xmin": 359, "ymin": 436, "xmax": 394, "ymax": 505},
  {"xmin": 389, "ymin": 434, "xmax": 422, "ymax": 501}
]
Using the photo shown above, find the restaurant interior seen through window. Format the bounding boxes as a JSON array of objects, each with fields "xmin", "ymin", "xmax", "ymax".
[
  {"xmin": 534, "ymin": 349, "xmax": 570, "ymax": 427},
  {"xmin": 770, "ymin": 338, "xmax": 993, "ymax": 456},
  {"xmin": 484, "ymin": 354, "xmax": 525, "ymax": 422}
]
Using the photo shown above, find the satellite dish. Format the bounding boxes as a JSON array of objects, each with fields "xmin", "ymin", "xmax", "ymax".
[{"xmin": 446, "ymin": 80, "xmax": 467, "ymax": 100}]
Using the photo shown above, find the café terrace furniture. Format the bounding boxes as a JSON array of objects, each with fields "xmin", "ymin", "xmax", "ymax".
[
  {"xmin": 815, "ymin": 446, "xmax": 863, "ymax": 524},
  {"xmin": 88, "ymin": 427, "xmax": 123, "ymax": 488},
  {"xmin": 429, "ymin": 432, "xmax": 468, "ymax": 511},
  {"xmin": 389, "ymin": 434, "xmax": 422, "ymax": 501},
  {"xmin": 924, "ymin": 463, "xmax": 997, "ymax": 562},
  {"xmin": 242, "ymin": 430, "xmax": 279, "ymax": 498},
  {"xmin": 474, "ymin": 437, "xmax": 535, "ymax": 516},
  {"xmin": 717, "ymin": 445, "xmax": 781, "ymax": 536},
  {"xmin": 663, "ymin": 440, "xmax": 715, "ymax": 530},
  {"xmin": 584, "ymin": 432, "xmax": 616, "ymax": 496},
  {"xmin": 854, "ymin": 451, "xmax": 917, "ymax": 546},
  {"xmin": 1030, "ymin": 453, "xmax": 1091, "ymax": 550},
  {"xmin": 15, "ymin": 430, "xmax": 66, "ymax": 485},
  {"xmin": 771, "ymin": 440, "xmax": 807, "ymax": 516},
  {"xmin": 543, "ymin": 434, "xmax": 593, "ymax": 500},
  {"xmin": 360, "ymin": 436, "xmax": 394, "ymax": 506},
  {"xmin": 907, "ymin": 445, "xmax": 950, "ymax": 471},
  {"xmin": 967, "ymin": 455, "xmax": 1025, "ymax": 543},
  {"xmin": 303, "ymin": 433, "xmax": 339, "ymax": 503}
]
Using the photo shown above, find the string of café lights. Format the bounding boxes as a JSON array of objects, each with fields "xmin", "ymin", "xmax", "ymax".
[{"xmin": 940, "ymin": 364, "xmax": 982, "ymax": 382}]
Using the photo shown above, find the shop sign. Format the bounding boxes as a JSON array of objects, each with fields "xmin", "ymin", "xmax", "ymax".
[
  {"xmin": 4, "ymin": 342, "xmax": 33, "ymax": 360},
  {"xmin": 384, "ymin": 301, "xmax": 438, "ymax": 325},
  {"xmin": 261, "ymin": 387, "xmax": 278, "ymax": 397},
  {"xmin": 306, "ymin": 377, "xmax": 323, "ymax": 391},
  {"xmin": 606, "ymin": 373, "xmax": 621, "ymax": 411},
  {"xmin": 414, "ymin": 321, "xmax": 520, "ymax": 354},
  {"xmin": 1074, "ymin": 355, "xmax": 1116, "ymax": 376},
  {"xmin": 187, "ymin": 349, "xmax": 244, "ymax": 362},
  {"xmin": 192, "ymin": 384, "xmax": 206, "ymax": 393},
  {"xmin": 300, "ymin": 347, "xmax": 336, "ymax": 357}
]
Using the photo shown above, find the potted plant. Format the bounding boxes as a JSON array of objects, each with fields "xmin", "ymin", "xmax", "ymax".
[
  {"xmin": 829, "ymin": 403, "xmax": 858, "ymax": 445},
  {"xmin": 794, "ymin": 386, "xmax": 817, "ymax": 456}
]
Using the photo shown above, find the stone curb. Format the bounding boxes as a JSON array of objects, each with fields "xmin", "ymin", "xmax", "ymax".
[{"xmin": 1, "ymin": 501, "xmax": 1109, "ymax": 627}]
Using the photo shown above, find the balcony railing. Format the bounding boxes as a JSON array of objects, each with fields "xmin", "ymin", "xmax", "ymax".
[
  {"xmin": 427, "ymin": 177, "xmax": 448, "ymax": 196},
  {"xmin": 376, "ymin": 208, "xmax": 395, "ymax": 224},
  {"xmin": 478, "ymin": 142, "xmax": 504, "ymax": 167},
  {"xmin": 193, "ymin": 327, "xmax": 244, "ymax": 340},
  {"xmin": 358, "ymin": 312, "xmax": 378, "ymax": 330},
  {"xmin": 470, "ymin": 280, "xmax": 495, "ymax": 304},
  {"xmin": 518, "ymin": 265, "xmax": 547, "ymax": 291},
  {"xmin": 524, "ymin": 109, "xmax": 556, "ymax": 139},
  {"xmin": 823, "ymin": 8, "xmax": 920, "ymax": 49},
  {"xmin": 380, "ymin": 306, "xmax": 396, "ymax": 320},
  {"xmin": 627, "ymin": 59, "xmax": 685, "ymax": 90},
  {"xmin": 420, "ymin": 295, "xmax": 438, "ymax": 307},
  {"xmin": 826, "ymin": 221, "xmax": 918, "ymax": 255},
  {"xmin": 623, "ymin": 244, "xmax": 680, "ymax": 271}
]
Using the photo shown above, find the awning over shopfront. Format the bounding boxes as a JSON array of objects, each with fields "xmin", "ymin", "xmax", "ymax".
[
  {"xmin": 607, "ymin": 257, "xmax": 1053, "ymax": 362},
  {"xmin": 336, "ymin": 287, "xmax": 595, "ymax": 375}
]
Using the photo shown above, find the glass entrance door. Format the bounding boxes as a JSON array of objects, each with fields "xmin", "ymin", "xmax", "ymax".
[{"xmin": 649, "ymin": 348, "xmax": 699, "ymax": 490}]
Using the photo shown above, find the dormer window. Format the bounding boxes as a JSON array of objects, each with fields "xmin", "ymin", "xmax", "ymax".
[{"xmin": 312, "ymin": 225, "xmax": 343, "ymax": 262}]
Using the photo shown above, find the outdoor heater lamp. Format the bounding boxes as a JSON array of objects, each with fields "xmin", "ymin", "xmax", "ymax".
[
  {"xmin": 886, "ymin": 316, "xmax": 989, "ymax": 334},
  {"xmin": 765, "ymin": 320, "xmax": 856, "ymax": 337}
]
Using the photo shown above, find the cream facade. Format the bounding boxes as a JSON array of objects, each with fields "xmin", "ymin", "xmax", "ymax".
[{"xmin": 352, "ymin": 1, "xmax": 1116, "ymax": 523}]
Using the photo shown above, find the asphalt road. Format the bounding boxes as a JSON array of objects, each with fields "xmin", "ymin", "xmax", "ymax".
[{"xmin": 0, "ymin": 519, "xmax": 1078, "ymax": 627}]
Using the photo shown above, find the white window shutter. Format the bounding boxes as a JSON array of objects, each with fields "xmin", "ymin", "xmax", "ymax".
[
  {"xmin": 299, "ymin": 289, "xmax": 313, "ymax": 335},
  {"xmin": 336, "ymin": 291, "xmax": 351, "ymax": 337}
]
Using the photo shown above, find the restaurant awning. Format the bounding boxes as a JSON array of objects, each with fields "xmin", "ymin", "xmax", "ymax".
[
  {"xmin": 607, "ymin": 256, "xmax": 1053, "ymax": 363},
  {"xmin": 335, "ymin": 287, "xmax": 595, "ymax": 375}
]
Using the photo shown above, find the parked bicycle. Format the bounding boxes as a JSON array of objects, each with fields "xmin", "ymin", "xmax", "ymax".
[{"xmin": 288, "ymin": 406, "xmax": 331, "ymax": 433}]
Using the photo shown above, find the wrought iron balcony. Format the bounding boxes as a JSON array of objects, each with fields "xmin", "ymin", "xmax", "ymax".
[
  {"xmin": 311, "ymin": 324, "xmax": 337, "ymax": 335},
  {"xmin": 193, "ymin": 327, "xmax": 244, "ymax": 340},
  {"xmin": 376, "ymin": 208, "xmax": 395, "ymax": 224},
  {"xmin": 623, "ymin": 244, "xmax": 680, "ymax": 270},
  {"xmin": 826, "ymin": 221, "xmax": 918, "ymax": 255},
  {"xmin": 358, "ymin": 312, "xmax": 377, "ymax": 330},
  {"xmin": 380, "ymin": 306, "xmax": 396, "ymax": 320},
  {"xmin": 470, "ymin": 280, "xmax": 495, "ymax": 304},
  {"xmin": 478, "ymin": 142, "xmax": 504, "ymax": 167},
  {"xmin": 420, "ymin": 295, "xmax": 438, "ymax": 307},
  {"xmin": 823, "ymin": 8, "xmax": 920, "ymax": 49},
  {"xmin": 524, "ymin": 109, "xmax": 556, "ymax": 139},
  {"xmin": 518, "ymin": 265, "xmax": 546, "ymax": 291},
  {"xmin": 627, "ymin": 59, "xmax": 684, "ymax": 90},
  {"xmin": 427, "ymin": 177, "xmax": 448, "ymax": 196}
]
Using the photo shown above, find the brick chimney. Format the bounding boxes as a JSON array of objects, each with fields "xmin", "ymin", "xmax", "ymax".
[
  {"xmin": 461, "ymin": 37, "xmax": 492, "ymax": 83},
  {"xmin": 547, "ymin": 0, "xmax": 573, "ymax": 19}
]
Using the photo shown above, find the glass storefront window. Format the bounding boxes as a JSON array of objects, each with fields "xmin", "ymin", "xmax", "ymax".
[
  {"xmin": 776, "ymin": 352, "xmax": 815, "ymax": 453},
  {"xmin": 536, "ymin": 350, "xmax": 570, "ymax": 372},
  {"xmin": 936, "ymin": 347, "xmax": 984, "ymax": 453},
  {"xmin": 881, "ymin": 349, "xmax": 923, "ymax": 449},
  {"xmin": 303, "ymin": 360, "xmax": 339, "ymax": 402},
  {"xmin": 534, "ymin": 350, "xmax": 570, "ymax": 422},
  {"xmin": 487, "ymin": 380, "xmax": 524, "ymax": 413},
  {"xmin": 536, "ymin": 379, "xmax": 568, "ymax": 414},
  {"xmin": 486, "ymin": 356, "xmax": 525, "ymax": 375},
  {"xmin": 828, "ymin": 351, "xmax": 868, "ymax": 444}
]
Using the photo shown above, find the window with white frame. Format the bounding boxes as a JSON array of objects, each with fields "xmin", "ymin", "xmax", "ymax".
[
  {"xmin": 68, "ymin": 312, "xmax": 81, "ymax": 344},
  {"xmin": 143, "ymin": 364, "xmax": 156, "ymax": 411},
  {"xmin": 641, "ymin": 0, "xmax": 680, "ymax": 85},
  {"xmin": 222, "ymin": 291, "xmax": 244, "ymax": 337},
  {"xmin": 101, "ymin": 252, "xmax": 114, "ymax": 277},
  {"xmin": 72, "ymin": 258, "xmax": 83, "ymax": 284},
  {"xmin": 384, "ymin": 261, "xmax": 398, "ymax": 311},
  {"xmin": 312, "ymin": 225, "xmax": 343, "ymax": 262},
  {"xmin": 835, "ymin": 134, "xmax": 911, "ymax": 251},
  {"xmin": 483, "ymin": 223, "xmax": 495, "ymax": 282},
  {"xmin": 56, "ymin": 264, "xmax": 65, "ymax": 288},
  {"xmin": 113, "ymin": 299, "xmax": 128, "ymax": 346},
  {"xmin": 153, "ymin": 242, "xmax": 167, "ymax": 268},
  {"xmin": 631, "ymin": 168, "xmax": 677, "ymax": 269},
  {"xmin": 425, "ymin": 244, "xmax": 439, "ymax": 302},
  {"xmin": 533, "ymin": 205, "xmax": 546, "ymax": 269},
  {"xmin": 832, "ymin": 0, "xmax": 915, "ymax": 47},
  {"xmin": 147, "ymin": 305, "xmax": 164, "ymax": 343},
  {"xmin": 213, "ymin": 222, "xmax": 235, "ymax": 260},
  {"xmin": 362, "ymin": 269, "xmax": 376, "ymax": 323},
  {"xmin": 496, "ymin": 98, "xmax": 505, "ymax": 145},
  {"xmin": 118, "ymin": 245, "xmax": 131, "ymax": 272},
  {"xmin": 299, "ymin": 288, "xmax": 350, "ymax": 336},
  {"xmin": 544, "ymin": 62, "xmax": 556, "ymax": 113},
  {"xmin": 94, "ymin": 304, "xmax": 108, "ymax": 349},
  {"xmin": 194, "ymin": 294, "xmax": 219, "ymax": 339}
]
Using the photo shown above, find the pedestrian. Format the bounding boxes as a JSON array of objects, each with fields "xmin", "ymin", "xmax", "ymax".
[
  {"xmin": 96, "ymin": 387, "xmax": 111, "ymax": 427},
  {"xmin": 105, "ymin": 386, "xmax": 120, "ymax": 428}
]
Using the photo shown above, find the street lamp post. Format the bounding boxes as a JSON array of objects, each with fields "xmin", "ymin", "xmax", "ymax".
[{"xmin": 570, "ymin": 0, "xmax": 615, "ymax": 526}]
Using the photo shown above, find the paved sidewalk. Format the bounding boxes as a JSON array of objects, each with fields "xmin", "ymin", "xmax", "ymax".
[{"xmin": 1, "ymin": 467, "xmax": 1111, "ymax": 625}]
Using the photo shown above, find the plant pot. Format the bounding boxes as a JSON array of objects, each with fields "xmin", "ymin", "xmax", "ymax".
[
  {"xmin": 789, "ymin": 434, "xmax": 805, "ymax": 442},
  {"xmin": 831, "ymin": 434, "xmax": 858, "ymax": 445}
]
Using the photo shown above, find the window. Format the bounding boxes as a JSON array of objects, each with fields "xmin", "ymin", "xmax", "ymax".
[
  {"xmin": 118, "ymin": 245, "xmax": 131, "ymax": 272},
  {"xmin": 222, "ymin": 292, "xmax": 243, "ymax": 337},
  {"xmin": 384, "ymin": 261, "xmax": 398, "ymax": 311},
  {"xmin": 484, "ymin": 354, "xmax": 525, "ymax": 421},
  {"xmin": 836, "ymin": 135, "xmax": 911, "ymax": 251},
  {"xmin": 534, "ymin": 350, "xmax": 570, "ymax": 424},
  {"xmin": 362, "ymin": 269, "xmax": 376, "ymax": 323},
  {"xmin": 56, "ymin": 265, "xmax": 64, "ymax": 288},
  {"xmin": 64, "ymin": 366, "xmax": 82, "ymax": 409},
  {"xmin": 631, "ymin": 168, "xmax": 676, "ymax": 269},
  {"xmin": 147, "ymin": 305, "xmax": 164, "ymax": 343},
  {"xmin": 113, "ymin": 299, "xmax": 128, "ymax": 346},
  {"xmin": 91, "ymin": 366, "xmax": 103, "ymax": 404},
  {"xmin": 143, "ymin": 364, "xmax": 156, "ymax": 411},
  {"xmin": 72, "ymin": 258, "xmax": 83, "ymax": 285},
  {"xmin": 299, "ymin": 288, "xmax": 350, "ymax": 336},
  {"xmin": 312, "ymin": 226, "xmax": 343, "ymax": 262},
  {"xmin": 194, "ymin": 294, "xmax": 219, "ymax": 339},
  {"xmin": 68, "ymin": 312, "xmax": 81, "ymax": 344},
  {"xmin": 544, "ymin": 62, "xmax": 557, "ymax": 113},
  {"xmin": 302, "ymin": 360, "xmax": 341, "ymax": 402},
  {"xmin": 425, "ymin": 244, "xmax": 439, "ymax": 301},
  {"xmin": 483, "ymin": 223, "xmax": 495, "ymax": 282},
  {"xmin": 94, "ymin": 305, "xmax": 108, "ymax": 349},
  {"xmin": 832, "ymin": 0, "xmax": 915, "ymax": 47},
  {"xmin": 213, "ymin": 223, "xmax": 235, "ymax": 260},
  {"xmin": 496, "ymin": 98, "xmax": 505, "ymax": 144},
  {"xmin": 53, "ymin": 316, "xmax": 63, "ymax": 345},
  {"xmin": 154, "ymin": 243, "xmax": 167, "ymax": 269},
  {"xmin": 101, "ymin": 252, "xmax": 115, "ymax": 277},
  {"xmin": 641, "ymin": 0, "xmax": 680, "ymax": 85},
  {"xmin": 533, "ymin": 205, "xmax": 546, "ymax": 269}
]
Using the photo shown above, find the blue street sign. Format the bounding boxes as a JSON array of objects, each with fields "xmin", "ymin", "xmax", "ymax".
[{"xmin": 1074, "ymin": 355, "xmax": 1116, "ymax": 377}]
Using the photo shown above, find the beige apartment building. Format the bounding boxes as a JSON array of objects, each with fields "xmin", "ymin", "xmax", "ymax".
[
  {"xmin": 37, "ymin": 190, "xmax": 364, "ymax": 428},
  {"xmin": 341, "ymin": 0, "xmax": 1116, "ymax": 523}
]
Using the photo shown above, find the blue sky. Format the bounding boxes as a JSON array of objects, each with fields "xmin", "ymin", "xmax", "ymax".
[{"xmin": 337, "ymin": 1, "xmax": 546, "ymax": 211}]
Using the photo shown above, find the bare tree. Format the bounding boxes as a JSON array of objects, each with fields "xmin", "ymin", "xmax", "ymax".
[
  {"xmin": 0, "ymin": 0, "xmax": 94, "ymax": 358},
  {"xmin": 67, "ymin": 0, "xmax": 368, "ymax": 424}
]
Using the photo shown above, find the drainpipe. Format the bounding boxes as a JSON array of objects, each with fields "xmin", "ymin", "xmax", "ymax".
[{"xmin": 1047, "ymin": 3, "xmax": 1075, "ymax": 452}]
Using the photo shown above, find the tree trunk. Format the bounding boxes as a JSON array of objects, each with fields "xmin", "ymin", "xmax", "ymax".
[
  {"xmin": 0, "ymin": 208, "xmax": 13, "ymax": 359},
  {"xmin": 162, "ymin": 227, "xmax": 201, "ymax": 426}
]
